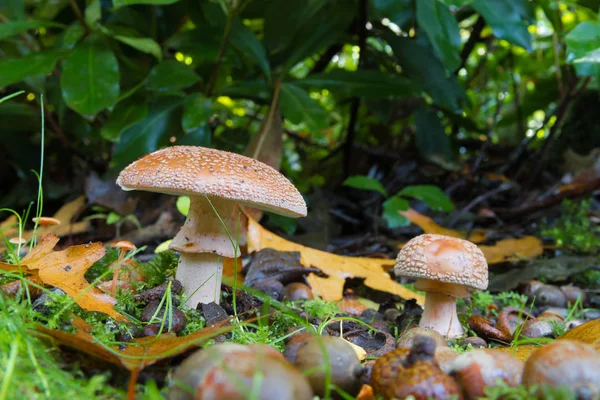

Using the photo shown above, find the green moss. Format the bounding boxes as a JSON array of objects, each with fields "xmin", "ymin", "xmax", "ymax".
[{"xmin": 541, "ymin": 198, "xmax": 600, "ymax": 253}]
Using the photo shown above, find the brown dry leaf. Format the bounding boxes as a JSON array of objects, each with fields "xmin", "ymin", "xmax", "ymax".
[
  {"xmin": 245, "ymin": 214, "xmax": 424, "ymax": 305},
  {"xmin": 0, "ymin": 196, "xmax": 91, "ymax": 243},
  {"xmin": 356, "ymin": 384, "xmax": 376, "ymax": 400},
  {"xmin": 494, "ymin": 319, "xmax": 600, "ymax": 361},
  {"xmin": 478, "ymin": 236, "xmax": 543, "ymax": 264},
  {"xmin": 38, "ymin": 316, "xmax": 248, "ymax": 371},
  {"xmin": 399, "ymin": 209, "xmax": 487, "ymax": 243},
  {"xmin": 0, "ymin": 234, "xmax": 125, "ymax": 321}
]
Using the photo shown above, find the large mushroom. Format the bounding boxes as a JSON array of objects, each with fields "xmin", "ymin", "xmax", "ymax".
[
  {"xmin": 394, "ymin": 234, "xmax": 488, "ymax": 339},
  {"xmin": 117, "ymin": 146, "xmax": 306, "ymax": 308}
]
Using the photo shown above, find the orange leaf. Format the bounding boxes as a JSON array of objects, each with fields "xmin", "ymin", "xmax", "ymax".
[
  {"xmin": 1, "ymin": 234, "xmax": 126, "ymax": 321},
  {"xmin": 38, "ymin": 316, "xmax": 249, "ymax": 371},
  {"xmin": 493, "ymin": 319, "xmax": 600, "ymax": 361},
  {"xmin": 0, "ymin": 196, "xmax": 91, "ymax": 244},
  {"xmin": 478, "ymin": 236, "xmax": 544, "ymax": 264},
  {"xmin": 399, "ymin": 209, "xmax": 487, "ymax": 243},
  {"xmin": 245, "ymin": 214, "xmax": 424, "ymax": 305}
]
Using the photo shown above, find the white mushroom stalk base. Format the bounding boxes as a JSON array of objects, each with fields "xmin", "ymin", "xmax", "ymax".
[
  {"xmin": 419, "ymin": 291, "xmax": 464, "ymax": 339},
  {"xmin": 176, "ymin": 253, "xmax": 223, "ymax": 307}
]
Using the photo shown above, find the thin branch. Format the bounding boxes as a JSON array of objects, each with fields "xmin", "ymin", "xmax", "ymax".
[
  {"xmin": 343, "ymin": 0, "xmax": 368, "ymax": 178},
  {"xmin": 454, "ymin": 17, "xmax": 485, "ymax": 74},
  {"xmin": 523, "ymin": 77, "xmax": 592, "ymax": 189},
  {"xmin": 206, "ymin": 13, "xmax": 234, "ymax": 96},
  {"xmin": 68, "ymin": 0, "xmax": 89, "ymax": 35},
  {"xmin": 309, "ymin": 43, "xmax": 344, "ymax": 75}
]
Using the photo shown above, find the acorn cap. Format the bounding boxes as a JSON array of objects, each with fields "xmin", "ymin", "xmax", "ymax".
[
  {"xmin": 116, "ymin": 146, "xmax": 306, "ymax": 218},
  {"xmin": 394, "ymin": 234, "xmax": 488, "ymax": 297}
]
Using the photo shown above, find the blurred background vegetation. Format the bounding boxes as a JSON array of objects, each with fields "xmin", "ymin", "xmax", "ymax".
[{"xmin": 0, "ymin": 0, "xmax": 599, "ymax": 232}]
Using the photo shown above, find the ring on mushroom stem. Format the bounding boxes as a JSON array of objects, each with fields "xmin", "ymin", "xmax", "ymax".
[
  {"xmin": 117, "ymin": 146, "xmax": 306, "ymax": 308},
  {"xmin": 394, "ymin": 234, "xmax": 489, "ymax": 339}
]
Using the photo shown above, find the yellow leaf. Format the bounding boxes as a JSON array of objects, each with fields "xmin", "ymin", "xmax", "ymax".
[
  {"xmin": 245, "ymin": 214, "xmax": 424, "ymax": 305},
  {"xmin": 479, "ymin": 236, "xmax": 544, "ymax": 264},
  {"xmin": 399, "ymin": 209, "xmax": 487, "ymax": 243}
]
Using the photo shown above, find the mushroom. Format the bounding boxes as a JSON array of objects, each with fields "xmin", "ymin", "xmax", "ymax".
[
  {"xmin": 117, "ymin": 146, "xmax": 306, "ymax": 307},
  {"xmin": 109, "ymin": 240, "xmax": 136, "ymax": 296},
  {"xmin": 32, "ymin": 216, "xmax": 61, "ymax": 227},
  {"xmin": 394, "ymin": 234, "xmax": 488, "ymax": 339}
]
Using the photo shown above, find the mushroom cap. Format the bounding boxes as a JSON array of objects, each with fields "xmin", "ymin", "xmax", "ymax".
[
  {"xmin": 111, "ymin": 240, "xmax": 137, "ymax": 251},
  {"xmin": 32, "ymin": 216, "xmax": 61, "ymax": 226},
  {"xmin": 394, "ymin": 234, "xmax": 488, "ymax": 293},
  {"xmin": 117, "ymin": 146, "xmax": 307, "ymax": 218}
]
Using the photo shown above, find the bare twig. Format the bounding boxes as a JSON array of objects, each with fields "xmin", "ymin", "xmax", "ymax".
[
  {"xmin": 343, "ymin": 0, "xmax": 368, "ymax": 178},
  {"xmin": 523, "ymin": 77, "xmax": 592, "ymax": 189},
  {"xmin": 447, "ymin": 182, "xmax": 513, "ymax": 228},
  {"xmin": 454, "ymin": 17, "xmax": 485, "ymax": 74},
  {"xmin": 68, "ymin": 0, "xmax": 89, "ymax": 35},
  {"xmin": 309, "ymin": 43, "xmax": 344, "ymax": 75}
]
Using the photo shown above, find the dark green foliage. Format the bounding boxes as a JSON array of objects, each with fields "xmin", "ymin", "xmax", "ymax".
[
  {"xmin": 2, "ymin": 0, "xmax": 600, "ymax": 208},
  {"xmin": 541, "ymin": 198, "xmax": 600, "ymax": 252},
  {"xmin": 137, "ymin": 250, "xmax": 179, "ymax": 288}
]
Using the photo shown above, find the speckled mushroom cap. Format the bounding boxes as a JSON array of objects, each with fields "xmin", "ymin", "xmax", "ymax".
[
  {"xmin": 394, "ymin": 234, "xmax": 488, "ymax": 293},
  {"xmin": 117, "ymin": 146, "xmax": 307, "ymax": 218}
]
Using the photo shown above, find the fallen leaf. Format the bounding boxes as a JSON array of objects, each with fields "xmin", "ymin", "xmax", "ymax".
[
  {"xmin": 0, "ymin": 196, "xmax": 91, "ymax": 244},
  {"xmin": 478, "ymin": 236, "xmax": 544, "ymax": 264},
  {"xmin": 38, "ymin": 315, "xmax": 251, "ymax": 371},
  {"xmin": 399, "ymin": 209, "xmax": 543, "ymax": 264},
  {"xmin": 0, "ymin": 234, "xmax": 125, "ymax": 320},
  {"xmin": 494, "ymin": 319, "xmax": 600, "ymax": 361},
  {"xmin": 245, "ymin": 213, "xmax": 424, "ymax": 305},
  {"xmin": 356, "ymin": 384, "xmax": 375, "ymax": 400},
  {"xmin": 399, "ymin": 209, "xmax": 487, "ymax": 243}
]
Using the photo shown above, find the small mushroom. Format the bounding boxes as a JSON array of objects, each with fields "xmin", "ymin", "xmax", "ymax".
[
  {"xmin": 522, "ymin": 340, "xmax": 600, "ymax": 398},
  {"xmin": 32, "ymin": 216, "xmax": 61, "ymax": 227},
  {"xmin": 117, "ymin": 146, "xmax": 307, "ymax": 308},
  {"xmin": 394, "ymin": 234, "xmax": 488, "ymax": 339},
  {"xmin": 450, "ymin": 349, "xmax": 524, "ymax": 399},
  {"xmin": 108, "ymin": 240, "xmax": 137, "ymax": 296}
]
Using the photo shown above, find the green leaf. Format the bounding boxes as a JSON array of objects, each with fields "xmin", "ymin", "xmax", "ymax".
[
  {"xmin": 176, "ymin": 196, "xmax": 190, "ymax": 216},
  {"xmin": 113, "ymin": 0, "xmax": 180, "ymax": 6},
  {"xmin": 383, "ymin": 31, "xmax": 467, "ymax": 112},
  {"xmin": 111, "ymin": 97, "xmax": 184, "ymax": 169},
  {"xmin": 343, "ymin": 175, "xmax": 388, "ymax": 196},
  {"xmin": 416, "ymin": 0, "xmax": 461, "ymax": 72},
  {"xmin": 84, "ymin": 0, "xmax": 101, "ymax": 27},
  {"xmin": 472, "ymin": 0, "xmax": 533, "ymax": 52},
  {"xmin": 0, "ymin": 0, "xmax": 24, "ymax": 20},
  {"xmin": 61, "ymin": 34, "xmax": 120, "ymax": 117},
  {"xmin": 100, "ymin": 97, "xmax": 148, "ymax": 142},
  {"xmin": 382, "ymin": 197, "xmax": 410, "ymax": 228},
  {"xmin": 263, "ymin": 0, "xmax": 327, "ymax": 53},
  {"xmin": 180, "ymin": 93, "xmax": 213, "ymax": 147},
  {"xmin": 221, "ymin": 80, "xmax": 271, "ymax": 101},
  {"xmin": 280, "ymin": 83, "xmax": 328, "ymax": 132},
  {"xmin": 0, "ymin": 20, "xmax": 64, "ymax": 40},
  {"xmin": 397, "ymin": 185, "xmax": 454, "ymax": 211},
  {"xmin": 296, "ymin": 70, "xmax": 419, "ymax": 99},
  {"xmin": 0, "ymin": 50, "xmax": 64, "ymax": 87},
  {"xmin": 106, "ymin": 212, "xmax": 121, "ymax": 225},
  {"xmin": 112, "ymin": 33, "xmax": 163, "ymax": 60},
  {"xmin": 229, "ymin": 19, "xmax": 271, "ymax": 80},
  {"xmin": 146, "ymin": 60, "xmax": 200, "ymax": 91},
  {"xmin": 370, "ymin": 0, "xmax": 415, "ymax": 30},
  {"xmin": 182, "ymin": 93, "xmax": 213, "ymax": 133},
  {"xmin": 566, "ymin": 21, "xmax": 600, "ymax": 76},
  {"xmin": 574, "ymin": 48, "xmax": 600, "ymax": 63},
  {"xmin": 265, "ymin": 213, "xmax": 298, "ymax": 235},
  {"xmin": 414, "ymin": 107, "xmax": 454, "ymax": 167},
  {"xmin": 277, "ymin": 3, "xmax": 356, "ymax": 74}
]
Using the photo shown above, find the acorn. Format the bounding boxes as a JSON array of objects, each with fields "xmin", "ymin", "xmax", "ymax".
[
  {"xmin": 293, "ymin": 335, "xmax": 364, "ymax": 398},
  {"xmin": 450, "ymin": 349, "xmax": 524, "ymax": 399},
  {"xmin": 522, "ymin": 340, "xmax": 600, "ymax": 399},
  {"xmin": 372, "ymin": 336, "xmax": 462, "ymax": 400},
  {"xmin": 168, "ymin": 343, "xmax": 313, "ymax": 400}
]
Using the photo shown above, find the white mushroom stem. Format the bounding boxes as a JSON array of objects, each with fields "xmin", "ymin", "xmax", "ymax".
[
  {"xmin": 169, "ymin": 195, "xmax": 246, "ymax": 308},
  {"xmin": 419, "ymin": 292, "xmax": 464, "ymax": 339},
  {"xmin": 176, "ymin": 253, "xmax": 223, "ymax": 307}
]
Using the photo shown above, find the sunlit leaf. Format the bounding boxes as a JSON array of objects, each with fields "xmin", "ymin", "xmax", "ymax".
[
  {"xmin": 280, "ymin": 83, "xmax": 328, "ymax": 132},
  {"xmin": 471, "ymin": 0, "xmax": 533, "ymax": 52},
  {"xmin": 416, "ymin": 0, "xmax": 461, "ymax": 72},
  {"xmin": 343, "ymin": 175, "xmax": 388, "ymax": 196},
  {"xmin": 397, "ymin": 185, "xmax": 454, "ymax": 211},
  {"xmin": 383, "ymin": 197, "xmax": 410, "ymax": 228}
]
